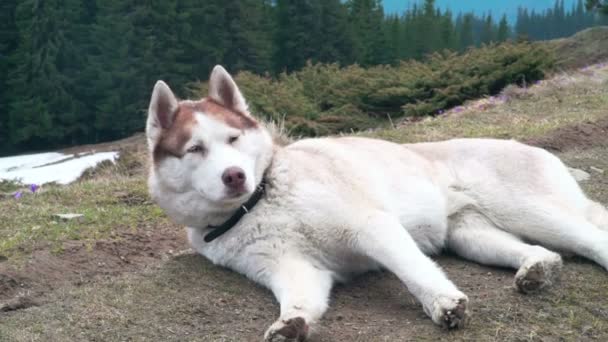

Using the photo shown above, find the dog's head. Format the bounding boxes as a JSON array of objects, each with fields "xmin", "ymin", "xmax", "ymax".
[{"xmin": 146, "ymin": 66, "xmax": 273, "ymax": 226}]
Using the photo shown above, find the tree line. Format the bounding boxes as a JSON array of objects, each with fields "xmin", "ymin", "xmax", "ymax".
[
  {"xmin": 0, "ymin": 0, "xmax": 605, "ymax": 155},
  {"xmin": 516, "ymin": 0, "xmax": 608, "ymax": 40}
]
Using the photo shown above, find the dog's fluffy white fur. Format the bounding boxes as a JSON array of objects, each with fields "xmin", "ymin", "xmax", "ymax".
[{"xmin": 147, "ymin": 66, "xmax": 608, "ymax": 341}]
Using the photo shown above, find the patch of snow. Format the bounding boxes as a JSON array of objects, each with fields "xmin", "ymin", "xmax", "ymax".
[
  {"xmin": 0, "ymin": 152, "xmax": 69, "ymax": 172},
  {"xmin": 0, "ymin": 151, "xmax": 119, "ymax": 185}
]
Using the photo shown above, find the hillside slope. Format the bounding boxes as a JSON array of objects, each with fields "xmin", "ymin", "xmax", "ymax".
[
  {"xmin": 545, "ymin": 26, "xmax": 608, "ymax": 70},
  {"xmin": 1, "ymin": 64, "xmax": 608, "ymax": 341}
]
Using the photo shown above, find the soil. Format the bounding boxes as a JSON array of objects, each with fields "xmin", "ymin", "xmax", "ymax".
[
  {"xmin": 0, "ymin": 225, "xmax": 186, "ymax": 305},
  {"xmin": 1, "ymin": 121, "xmax": 608, "ymax": 341},
  {"xmin": 523, "ymin": 116, "xmax": 608, "ymax": 152}
]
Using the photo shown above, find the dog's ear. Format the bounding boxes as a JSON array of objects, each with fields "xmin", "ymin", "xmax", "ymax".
[
  {"xmin": 208, "ymin": 65, "xmax": 249, "ymax": 115},
  {"xmin": 147, "ymin": 80, "xmax": 178, "ymax": 144}
]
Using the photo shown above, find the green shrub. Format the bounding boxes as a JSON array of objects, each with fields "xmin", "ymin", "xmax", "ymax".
[{"xmin": 190, "ymin": 41, "xmax": 554, "ymax": 136}]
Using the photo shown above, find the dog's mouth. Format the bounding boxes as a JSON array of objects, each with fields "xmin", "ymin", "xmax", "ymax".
[
  {"xmin": 194, "ymin": 185, "xmax": 252, "ymax": 207},
  {"xmin": 222, "ymin": 188, "xmax": 251, "ymax": 203}
]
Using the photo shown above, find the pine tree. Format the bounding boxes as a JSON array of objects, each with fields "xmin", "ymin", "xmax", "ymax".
[
  {"xmin": 459, "ymin": 14, "xmax": 475, "ymax": 50},
  {"xmin": 318, "ymin": 0, "xmax": 354, "ymax": 65},
  {"xmin": 222, "ymin": 0, "xmax": 273, "ymax": 74},
  {"xmin": 408, "ymin": 4, "xmax": 426, "ymax": 58},
  {"xmin": 438, "ymin": 10, "xmax": 458, "ymax": 51},
  {"xmin": 421, "ymin": 0, "xmax": 441, "ymax": 53},
  {"xmin": 177, "ymin": 0, "xmax": 228, "ymax": 78},
  {"xmin": 401, "ymin": 7, "xmax": 416, "ymax": 59},
  {"xmin": 497, "ymin": 15, "xmax": 511, "ymax": 42},
  {"xmin": 7, "ymin": 0, "xmax": 89, "ymax": 149},
  {"xmin": 347, "ymin": 0, "xmax": 388, "ymax": 65},
  {"xmin": 384, "ymin": 14, "xmax": 403, "ymax": 64},
  {"xmin": 481, "ymin": 14, "xmax": 496, "ymax": 44},
  {"xmin": 274, "ymin": 0, "xmax": 322, "ymax": 71},
  {"xmin": 0, "ymin": 0, "xmax": 18, "ymax": 153},
  {"xmin": 88, "ymin": 0, "xmax": 142, "ymax": 142},
  {"xmin": 515, "ymin": 8, "xmax": 530, "ymax": 39}
]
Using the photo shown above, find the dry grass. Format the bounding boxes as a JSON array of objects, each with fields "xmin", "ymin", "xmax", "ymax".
[
  {"xmin": 367, "ymin": 61, "xmax": 608, "ymax": 144},
  {"xmin": 1, "ymin": 60, "xmax": 608, "ymax": 342},
  {"xmin": 545, "ymin": 26, "xmax": 608, "ymax": 70}
]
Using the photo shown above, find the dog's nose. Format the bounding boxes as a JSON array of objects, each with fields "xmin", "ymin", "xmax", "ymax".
[{"xmin": 222, "ymin": 167, "xmax": 246, "ymax": 189}]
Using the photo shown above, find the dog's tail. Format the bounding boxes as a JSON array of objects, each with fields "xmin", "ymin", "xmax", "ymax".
[{"xmin": 587, "ymin": 200, "xmax": 608, "ymax": 231}]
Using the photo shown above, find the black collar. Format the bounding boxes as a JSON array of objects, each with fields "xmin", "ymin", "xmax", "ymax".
[{"xmin": 204, "ymin": 178, "xmax": 267, "ymax": 243}]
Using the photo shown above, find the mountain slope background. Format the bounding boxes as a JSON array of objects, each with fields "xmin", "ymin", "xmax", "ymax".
[{"xmin": 1, "ymin": 29, "xmax": 608, "ymax": 341}]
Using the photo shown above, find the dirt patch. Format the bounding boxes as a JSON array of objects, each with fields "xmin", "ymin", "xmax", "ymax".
[
  {"xmin": 1, "ymin": 252, "xmax": 606, "ymax": 341},
  {"xmin": 2, "ymin": 120, "xmax": 608, "ymax": 339},
  {"xmin": 0, "ymin": 225, "xmax": 186, "ymax": 306},
  {"xmin": 0, "ymin": 296, "xmax": 37, "ymax": 312},
  {"xmin": 524, "ymin": 117, "xmax": 608, "ymax": 152}
]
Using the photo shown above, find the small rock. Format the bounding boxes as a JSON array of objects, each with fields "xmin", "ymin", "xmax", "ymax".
[
  {"xmin": 568, "ymin": 167, "xmax": 590, "ymax": 182},
  {"xmin": 590, "ymin": 166, "xmax": 604, "ymax": 174},
  {"xmin": 53, "ymin": 213, "xmax": 85, "ymax": 221}
]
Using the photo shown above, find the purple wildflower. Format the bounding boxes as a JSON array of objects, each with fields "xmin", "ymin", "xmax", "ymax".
[
  {"xmin": 438, "ymin": 109, "xmax": 444, "ymax": 115},
  {"xmin": 29, "ymin": 184, "xmax": 39, "ymax": 193},
  {"xmin": 454, "ymin": 106, "xmax": 463, "ymax": 113},
  {"xmin": 13, "ymin": 191, "xmax": 23, "ymax": 199}
]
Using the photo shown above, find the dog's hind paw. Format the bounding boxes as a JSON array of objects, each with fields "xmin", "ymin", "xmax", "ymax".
[
  {"xmin": 515, "ymin": 255, "xmax": 562, "ymax": 294},
  {"xmin": 429, "ymin": 295, "xmax": 469, "ymax": 329},
  {"xmin": 264, "ymin": 317, "xmax": 309, "ymax": 342}
]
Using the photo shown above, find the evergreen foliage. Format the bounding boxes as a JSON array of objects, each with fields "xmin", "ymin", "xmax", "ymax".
[
  {"xmin": 192, "ymin": 42, "xmax": 553, "ymax": 136},
  {"xmin": 0, "ymin": 0, "xmax": 604, "ymax": 154}
]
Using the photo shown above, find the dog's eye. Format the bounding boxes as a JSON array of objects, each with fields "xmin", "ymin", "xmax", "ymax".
[
  {"xmin": 228, "ymin": 135, "xmax": 240, "ymax": 145},
  {"xmin": 187, "ymin": 145, "xmax": 205, "ymax": 154}
]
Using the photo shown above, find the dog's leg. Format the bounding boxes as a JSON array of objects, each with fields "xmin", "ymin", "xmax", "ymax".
[
  {"xmin": 448, "ymin": 210, "xmax": 562, "ymax": 293},
  {"xmin": 499, "ymin": 202, "xmax": 608, "ymax": 272},
  {"xmin": 353, "ymin": 211, "xmax": 469, "ymax": 329},
  {"xmin": 264, "ymin": 258, "xmax": 333, "ymax": 342}
]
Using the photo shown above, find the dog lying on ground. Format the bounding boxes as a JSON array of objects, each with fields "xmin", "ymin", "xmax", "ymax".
[{"xmin": 146, "ymin": 65, "xmax": 608, "ymax": 341}]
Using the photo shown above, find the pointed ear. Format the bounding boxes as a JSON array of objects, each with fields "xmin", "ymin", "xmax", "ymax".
[
  {"xmin": 146, "ymin": 81, "xmax": 178, "ymax": 145},
  {"xmin": 208, "ymin": 65, "xmax": 249, "ymax": 114},
  {"xmin": 148, "ymin": 81, "xmax": 179, "ymax": 129}
]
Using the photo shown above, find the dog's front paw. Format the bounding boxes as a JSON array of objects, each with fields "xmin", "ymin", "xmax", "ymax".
[
  {"xmin": 429, "ymin": 294, "xmax": 469, "ymax": 329},
  {"xmin": 264, "ymin": 317, "xmax": 309, "ymax": 342}
]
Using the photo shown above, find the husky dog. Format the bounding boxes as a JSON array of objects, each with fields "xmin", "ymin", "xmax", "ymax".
[{"xmin": 146, "ymin": 65, "xmax": 608, "ymax": 341}]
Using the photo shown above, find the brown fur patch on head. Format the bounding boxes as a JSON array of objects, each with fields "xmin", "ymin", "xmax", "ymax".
[
  {"xmin": 152, "ymin": 105, "xmax": 196, "ymax": 163},
  {"xmin": 152, "ymin": 98, "xmax": 259, "ymax": 165},
  {"xmin": 185, "ymin": 99, "xmax": 258, "ymax": 130}
]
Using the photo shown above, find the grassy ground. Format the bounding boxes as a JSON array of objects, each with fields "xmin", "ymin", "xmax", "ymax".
[
  {"xmin": 545, "ymin": 26, "xmax": 608, "ymax": 70},
  {"xmin": 0, "ymin": 176, "xmax": 168, "ymax": 258},
  {"xmin": 1, "ymin": 63, "xmax": 608, "ymax": 341},
  {"xmin": 369, "ymin": 61, "xmax": 608, "ymax": 144}
]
